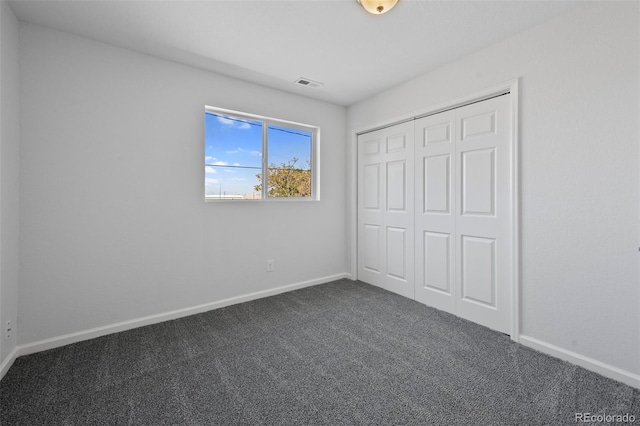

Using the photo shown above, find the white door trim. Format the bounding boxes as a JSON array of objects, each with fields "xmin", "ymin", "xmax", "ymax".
[{"xmin": 349, "ymin": 79, "xmax": 520, "ymax": 341}]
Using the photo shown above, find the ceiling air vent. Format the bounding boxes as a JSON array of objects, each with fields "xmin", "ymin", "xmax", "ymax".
[{"xmin": 295, "ymin": 77, "xmax": 323, "ymax": 88}]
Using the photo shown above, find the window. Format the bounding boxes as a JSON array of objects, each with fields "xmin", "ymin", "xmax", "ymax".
[{"xmin": 204, "ymin": 107, "xmax": 318, "ymax": 201}]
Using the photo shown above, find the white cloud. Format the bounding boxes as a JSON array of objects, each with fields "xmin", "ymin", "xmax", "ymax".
[
  {"xmin": 226, "ymin": 147, "xmax": 262, "ymax": 156},
  {"xmin": 205, "ymin": 177, "xmax": 221, "ymax": 195},
  {"xmin": 216, "ymin": 116, "xmax": 234, "ymax": 126},
  {"xmin": 237, "ymin": 147, "xmax": 262, "ymax": 157},
  {"xmin": 205, "ymin": 166, "xmax": 217, "ymax": 174},
  {"xmin": 212, "ymin": 161, "xmax": 228, "ymax": 166},
  {"xmin": 216, "ymin": 115, "xmax": 251, "ymax": 129}
]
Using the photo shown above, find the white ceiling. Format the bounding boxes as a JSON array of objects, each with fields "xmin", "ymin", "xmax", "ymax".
[{"xmin": 9, "ymin": 0, "xmax": 583, "ymax": 106}]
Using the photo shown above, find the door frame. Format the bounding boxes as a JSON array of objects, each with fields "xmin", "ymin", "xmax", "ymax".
[{"xmin": 348, "ymin": 79, "xmax": 520, "ymax": 341}]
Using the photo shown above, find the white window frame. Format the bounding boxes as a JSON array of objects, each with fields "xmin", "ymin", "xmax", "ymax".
[{"xmin": 205, "ymin": 106, "xmax": 320, "ymax": 202}]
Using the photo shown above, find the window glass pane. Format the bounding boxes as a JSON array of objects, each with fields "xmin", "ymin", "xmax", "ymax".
[
  {"xmin": 266, "ymin": 125, "xmax": 312, "ymax": 198},
  {"xmin": 205, "ymin": 112, "xmax": 263, "ymax": 200}
]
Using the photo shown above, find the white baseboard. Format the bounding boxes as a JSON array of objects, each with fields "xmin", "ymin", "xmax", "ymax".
[
  {"xmin": 8, "ymin": 275, "xmax": 637, "ymax": 392},
  {"xmin": 519, "ymin": 335, "xmax": 640, "ymax": 389},
  {"xmin": 2, "ymin": 273, "xmax": 350, "ymax": 380},
  {"xmin": 0, "ymin": 346, "xmax": 19, "ymax": 380}
]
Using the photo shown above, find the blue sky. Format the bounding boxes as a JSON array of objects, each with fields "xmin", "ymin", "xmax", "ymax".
[{"xmin": 205, "ymin": 112, "xmax": 311, "ymax": 197}]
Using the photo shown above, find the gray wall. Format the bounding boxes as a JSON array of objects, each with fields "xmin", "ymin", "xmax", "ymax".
[{"xmin": 0, "ymin": 0, "xmax": 20, "ymax": 369}]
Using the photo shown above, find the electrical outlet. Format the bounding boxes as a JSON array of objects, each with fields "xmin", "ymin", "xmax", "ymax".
[
  {"xmin": 266, "ymin": 259, "xmax": 274, "ymax": 272},
  {"xmin": 5, "ymin": 321, "xmax": 12, "ymax": 340}
]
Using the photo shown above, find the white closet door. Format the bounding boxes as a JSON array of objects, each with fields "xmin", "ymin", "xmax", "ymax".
[
  {"xmin": 455, "ymin": 95, "xmax": 512, "ymax": 334},
  {"xmin": 415, "ymin": 94, "xmax": 512, "ymax": 334},
  {"xmin": 414, "ymin": 110, "xmax": 457, "ymax": 312},
  {"xmin": 358, "ymin": 122, "xmax": 415, "ymax": 299},
  {"xmin": 358, "ymin": 94, "xmax": 513, "ymax": 335}
]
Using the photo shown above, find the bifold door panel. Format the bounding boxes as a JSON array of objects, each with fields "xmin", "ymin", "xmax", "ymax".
[
  {"xmin": 453, "ymin": 97, "xmax": 512, "ymax": 333},
  {"xmin": 357, "ymin": 122, "xmax": 415, "ymax": 299},
  {"xmin": 414, "ymin": 109, "xmax": 457, "ymax": 314},
  {"xmin": 358, "ymin": 94, "xmax": 513, "ymax": 335}
]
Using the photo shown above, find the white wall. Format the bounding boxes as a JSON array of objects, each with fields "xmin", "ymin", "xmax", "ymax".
[
  {"xmin": 0, "ymin": 0, "xmax": 20, "ymax": 371},
  {"xmin": 348, "ymin": 2, "xmax": 640, "ymax": 384},
  {"xmin": 18, "ymin": 23, "xmax": 347, "ymax": 347}
]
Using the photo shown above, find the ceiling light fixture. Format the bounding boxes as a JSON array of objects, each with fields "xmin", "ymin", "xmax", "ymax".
[{"xmin": 357, "ymin": 0, "xmax": 398, "ymax": 15}]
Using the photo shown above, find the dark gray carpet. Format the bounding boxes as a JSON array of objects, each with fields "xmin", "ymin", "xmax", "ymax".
[{"xmin": 1, "ymin": 279, "xmax": 638, "ymax": 425}]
